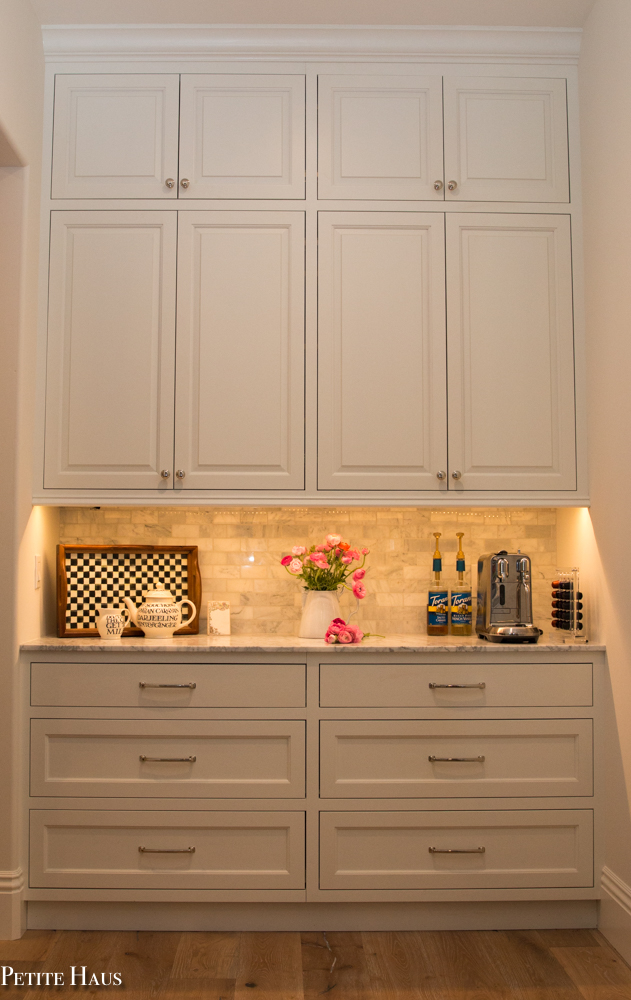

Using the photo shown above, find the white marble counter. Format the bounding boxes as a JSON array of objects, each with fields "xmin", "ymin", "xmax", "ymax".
[{"xmin": 21, "ymin": 633, "xmax": 603, "ymax": 653}]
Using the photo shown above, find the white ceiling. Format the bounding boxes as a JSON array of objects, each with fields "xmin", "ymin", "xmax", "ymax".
[{"xmin": 30, "ymin": 0, "xmax": 596, "ymax": 27}]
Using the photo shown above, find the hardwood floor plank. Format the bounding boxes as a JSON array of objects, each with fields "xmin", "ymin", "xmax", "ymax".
[
  {"xmin": 157, "ymin": 977, "xmax": 235, "ymax": 1000},
  {"xmin": 474, "ymin": 931, "xmax": 586, "ymax": 999},
  {"xmin": 171, "ymin": 933, "xmax": 240, "ymax": 979},
  {"xmin": 363, "ymin": 931, "xmax": 439, "ymax": 999},
  {"xmin": 551, "ymin": 943, "xmax": 631, "ymax": 1000},
  {"xmin": 234, "ymin": 932, "xmax": 303, "ymax": 1000},
  {"xmin": 0, "ymin": 930, "xmax": 56, "ymax": 962},
  {"xmin": 406, "ymin": 930, "xmax": 511, "ymax": 999},
  {"xmin": 532, "ymin": 931, "xmax": 601, "ymax": 950},
  {"xmin": 302, "ymin": 931, "xmax": 374, "ymax": 1000}
]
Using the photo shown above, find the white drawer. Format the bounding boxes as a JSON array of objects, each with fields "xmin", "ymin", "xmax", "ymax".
[
  {"xmin": 320, "ymin": 719, "xmax": 593, "ymax": 798},
  {"xmin": 319, "ymin": 662, "xmax": 592, "ymax": 708},
  {"xmin": 320, "ymin": 810, "xmax": 593, "ymax": 889},
  {"xmin": 30, "ymin": 662, "xmax": 306, "ymax": 708},
  {"xmin": 30, "ymin": 719, "xmax": 305, "ymax": 798},
  {"xmin": 30, "ymin": 809, "xmax": 305, "ymax": 889}
]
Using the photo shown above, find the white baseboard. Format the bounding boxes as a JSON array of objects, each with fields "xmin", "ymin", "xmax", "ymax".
[
  {"xmin": 0, "ymin": 870, "xmax": 26, "ymax": 940},
  {"xmin": 600, "ymin": 867, "xmax": 631, "ymax": 964},
  {"xmin": 28, "ymin": 900, "xmax": 598, "ymax": 933}
]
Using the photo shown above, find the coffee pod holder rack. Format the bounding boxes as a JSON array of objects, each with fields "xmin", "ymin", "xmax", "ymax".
[{"xmin": 551, "ymin": 567, "xmax": 587, "ymax": 643}]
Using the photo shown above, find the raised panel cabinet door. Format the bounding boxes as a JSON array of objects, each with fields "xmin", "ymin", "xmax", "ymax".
[
  {"xmin": 443, "ymin": 77, "xmax": 569, "ymax": 202},
  {"xmin": 44, "ymin": 212, "xmax": 177, "ymax": 490},
  {"xmin": 318, "ymin": 213, "xmax": 447, "ymax": 491},
  {"xmin": 179, "ymin": 75, "xmax": 305, "ymax": 199},
  {"xmin": 51, "ymin": 75, "xmax": 180, "ymax": 199},
  {"xmin": 446, "ymin": 213, "xmax": 576, "ymax": 491},
  {"xmin": 318, "ymin": 75, "xmax": 444, "ymax": 200},
  {"xmin": 175, "ymin": 212, "xmax": 305, "ymax": 490}
]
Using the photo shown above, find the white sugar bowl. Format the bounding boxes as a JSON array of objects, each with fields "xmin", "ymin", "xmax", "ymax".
[{"xmin": 124, "ymin": 585, "xmax": 196, "ymax": 639}]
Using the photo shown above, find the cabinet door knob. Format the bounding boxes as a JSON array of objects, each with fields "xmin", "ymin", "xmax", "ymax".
[
  {"xmin": 176, "ymin": 470, "xmax": 186, "ymax": 479},
  {"xmin": 436, "ymin": 470, "xmax": 446, "ymax": 480},
  {"xmin": 447, "ymin": 180, "xmax": 458, "ymax": 191},
  {"xmin": 160, "ymin": 470, "xmax": 171, "ymax": 479},
  {"xmin": 434, "ymin": 180, "xmax": 443, "ymax": 191},
  {"xmin": 165, "ymin": 178, "xmax": 175, "ymax": 189},
  {"xmin": 180, "ymin": 178, "xmax": 190, "ymax": 189},
  {"xmin": 451, "ymin": 470, "xmax": 462, "ymax": 480}
]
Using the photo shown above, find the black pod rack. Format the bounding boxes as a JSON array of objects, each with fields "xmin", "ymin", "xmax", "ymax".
[{"xmin": 551, "ymin": 567, "xmax": 586, "ymax": 642}]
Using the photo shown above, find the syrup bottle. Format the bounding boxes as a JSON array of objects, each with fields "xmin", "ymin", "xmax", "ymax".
[
  {"xmin": 427, "ymin": 532, "xmax": 449, "ymax": 636},
  {"xmin": 450, "ymin": 532, "xmax": 472, "ymax": 636}
]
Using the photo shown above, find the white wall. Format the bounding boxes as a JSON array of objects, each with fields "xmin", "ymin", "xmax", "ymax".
[
  {"xmin": 0, "ymin": 0, "xmax": 45, "ymax": 939},
  {"xmin": 579, "ymin": 0, "xmax": 631, "ymax": 960}
]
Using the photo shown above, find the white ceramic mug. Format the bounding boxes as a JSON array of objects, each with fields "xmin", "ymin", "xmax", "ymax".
[{"xmin": 96, "ymin": 606, "xmax": 128, "ymax": 640}]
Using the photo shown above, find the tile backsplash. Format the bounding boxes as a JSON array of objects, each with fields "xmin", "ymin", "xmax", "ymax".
[{"xmin": 59, "ymin": 507, "xmax": 557, "ymax": 635}]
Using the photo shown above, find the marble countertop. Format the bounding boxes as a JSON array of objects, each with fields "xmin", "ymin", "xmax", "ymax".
[{"xmin": 21, "ymin": 633, "xmax": 603, "ymax": 653}]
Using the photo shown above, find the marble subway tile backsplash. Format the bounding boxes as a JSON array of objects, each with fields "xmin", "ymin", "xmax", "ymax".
[{"xmin": 59, "ymin": 507, "xmax": 557, "ymax": 636}]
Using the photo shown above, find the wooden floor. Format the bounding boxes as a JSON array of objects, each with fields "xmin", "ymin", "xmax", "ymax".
[{"xmin": 0, "ymin": 929, "xmax": 629, "ymax": 999}]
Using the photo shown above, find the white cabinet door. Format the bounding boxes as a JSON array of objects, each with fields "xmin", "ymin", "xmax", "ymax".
[
  {"xmin": 175, "ymin": 212, "xmax": 305, "ymax": 490},
  {"xmin": 318, "ymin": 213, "xmax": 447, "ymax": 491},
  {"xmin": 51, "ymin": 75, "xmax": 180, "ymax": 199},
  {"xmin": 446, "ymin": 213, "xmax": 576, "ymax": 491},
  {"xmin": 179, "ymin": 75, "xmax": 305, "ymax": 199},
  {"xmin": 443, "ymin": 77, "xmax": 569, "ymax": 203},
  {"xmin": 318, "ymin": 75, "xmax": 444, "ymax": 200},
  {"xmin": 44, "ymin": 212, "xmax": 177, "ymax": 490}
]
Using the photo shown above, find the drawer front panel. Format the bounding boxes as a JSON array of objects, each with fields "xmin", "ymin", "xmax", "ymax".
[
  {"xmin": 320, "ymin": 719, "xmax": 592, "ymax": 798},
  {"xmin": 30, "ymin": 810, "xmax": 305, "ymax": 889},
  {"xmin": 31, "ymin": 720, "xmax": 305, "ymax": 798},
  {"xmin": 320, "ymin": 810, "xmax": 593, "ymax": 889},
  {"xmin": 320, "ymin": 662, "xmax": 592, "ymax": 708},
  {"xmin": 31, "ymin": 662, "xmax": 306, "ymax": 708}
]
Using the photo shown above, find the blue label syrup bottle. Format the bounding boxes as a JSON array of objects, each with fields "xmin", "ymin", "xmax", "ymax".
[
  {"xmin": 450, "ymin": 531, "xmax": 472, "ymax": 636},
  {"xmin": 427, "ymin": 532, "xmax": 449, "ymax": 636}
]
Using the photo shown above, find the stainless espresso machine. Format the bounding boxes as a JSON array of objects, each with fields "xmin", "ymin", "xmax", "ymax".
[{"xmin": 476, "ymin": 551, "xmax": 542, "ymax": 643}]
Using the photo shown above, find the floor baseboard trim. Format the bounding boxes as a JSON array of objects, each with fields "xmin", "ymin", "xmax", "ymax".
[
  {"xmin": 600, "ymin": 866, "xmax": 631, "ymax": 965},
  {"xmin": 27, "ymin": 900, "xmax": 598, "ymax": 933}
]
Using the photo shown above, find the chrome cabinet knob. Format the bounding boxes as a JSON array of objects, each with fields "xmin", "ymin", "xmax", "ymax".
[
  {"xmin": 165, "ymin": 178, "xmax": 175, "ymax": 189},
  {"xmin": 436, "ymin": 471, "xmax": 446, "ymax": 480},
  {"xmin": 160, "ymin": 470, "xmax": 170, "ymax": 479},
  {"xmin": 180, "ymin": 178, "xmax": 190, "ymax": 189},
  {"xmin": 447, "ymin": 180, "xmax": 458, "ymax": 191},
  {"xmin": 434, "ymin": 180, "xmax": 444, "ymax": 191},
  {"xmin": 176, "ymin": 470, "xmax": 186, "ymax": 479},
  {"xmin": 451, "ymin": 470, "xmax": 462, "ymax": 480}
]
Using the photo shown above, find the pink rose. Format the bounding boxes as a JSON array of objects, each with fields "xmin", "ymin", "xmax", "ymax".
[
  {"xmin": 326, "ymin": 534, "xmax": 342, "ymax": 547},
  {"xmin": 337, "ymin": 629, "xmax": 354, "ymax": 644},
  {"xmin": 353, "ymin": 568, "xmax": 365, "ymax": 581},
  {"xmin": 330, "ymin": 617, "xmax": 346, "ymax": 626},
  {"xmin": 291, "ymin": 546, "xmax": 306, "ymax": 556},
  {"xmin": 349, "ymin": 549, "xmax": 360, "ymax": 561},
  {"xmin": 362, "ymin": 548, "xmax": 370, "ymax": 555},
  {"xmin": 341, "ymin": 555, "xmax": 352, "ymax": 564},
  {"xmin": 309, "ymin": 553, "xmax": 324, "ymax": 564},
  {"xmin": 325, "ymin": 633, "xmax": 337, "ymax": 644},
  {"xmin": 315, "ymin": 545, "xmax": 325, "ymax": 552},
  {"xmin": 327, "ymin": 622, "xmax": 343, "ymax": 635},
  {"xmin": 346, "ymin": 624, "xmax": 364, "ymax": 643},
  {"xmin": 353, "ymin": 582, "xmax": 367, "ymax": 600},
  {"xmin": 289, "ymin": 558, "xmax": 303, "ymax": 574},
  {"xmin": 280, "ymin": 555, "xmax": 292, "ymax": 566}
]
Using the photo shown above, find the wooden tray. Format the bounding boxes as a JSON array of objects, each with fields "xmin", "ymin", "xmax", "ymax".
[{"xmin": 57, "ymin": 544, "xmax": 202, "ymax": 638}]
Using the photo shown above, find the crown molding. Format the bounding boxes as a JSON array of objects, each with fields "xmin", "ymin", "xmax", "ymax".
[{"xmin": 41, "ymin": 24, "xmax": 582, "ymax": 64}]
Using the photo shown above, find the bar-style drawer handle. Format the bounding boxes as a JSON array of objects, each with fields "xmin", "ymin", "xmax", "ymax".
[
  {"xmin": 139, "ymin": 846, "xmax": 195, "ymax": 854},
  {"xmin": 139, "ymin": 755, "xmax": 197, "ymax": 763},
  {"xmin": 139, "ymin": 682, "xmax": 196, "ymax": 689},
  {"xmin": 429, "ymin": 682, "xmax": 486, "ymax": 689},
  {"xmin": 429, "ymin": 846, "xmax": 485, "ymax": 854},
  {"xmin": 428, "ymin": 755, "xmax": 485, "ymax": 763}
]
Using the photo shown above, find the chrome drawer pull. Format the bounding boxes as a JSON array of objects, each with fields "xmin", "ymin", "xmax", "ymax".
[
  {"xmin": 139, "ymin": 846, "xmax": 195, "ymax": 854},
  {"xmin": 139, "ymin": 682, "xmax": 196, "ymax": 689},
  {"xmin": 429, "ymin": 682, "xmax": 486, "ymax": 689},
  {"xmin": 139, "ymin": 755, "xmax": 197, "ymax": 763},
  {"xmin": 429, "ymin": 846, "xmax": 485, "ymax": 854},
  {"xmin": 428, "ymin": 755, "xmax": 485, "ymax": 763}
]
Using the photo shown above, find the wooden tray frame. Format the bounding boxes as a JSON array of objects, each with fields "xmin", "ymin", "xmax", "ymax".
[{"xmin": 57, "ymin": 544, "xmax": 202, "ymax": 638}]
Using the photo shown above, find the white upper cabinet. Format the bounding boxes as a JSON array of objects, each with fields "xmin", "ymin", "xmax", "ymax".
[
  {"xmin": 44, "ymin": 212, "xmax": 177, "ymax": 490},
  {"xmin": 317, "ymin": 75, "xmax": 444, "ymax": 200},
  {"xmin": 51, "ymin": 75, "xmax": 180, "ymax": 199},
  {"xmin": 175, "ymin": 212, "xmax": 305, "ymax": 490},
  {"xmin": 179, "ymin": 75, "xmax": 305, "ymax": 199},
  {"xmin": 446, "ymin": 213, "xmax": 576, "ymax": 491},
  {"xmin": 443, "ymin": 77, "xmax": 569, "ymax": 202},
  {"xmin": 318, "ymin": 212, "xmax": 447, "ymax": 490}
]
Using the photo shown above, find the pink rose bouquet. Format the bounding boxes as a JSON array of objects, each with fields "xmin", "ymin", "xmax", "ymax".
[
  {"xmin": 280, "ymin": 536, "xmax": 371, "ymax": 596},
  {"xmin": 325, "ymin": 617, "xmax": 383, "ymax": 644}
]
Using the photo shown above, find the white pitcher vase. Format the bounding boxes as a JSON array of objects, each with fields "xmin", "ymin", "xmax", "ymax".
[{"xmin": 298, "ymin": 590, "xmax": 341, "ymax": 639}]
